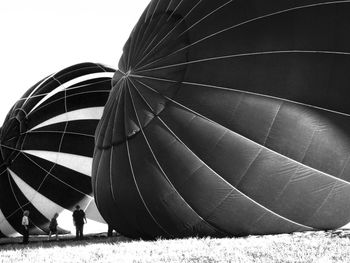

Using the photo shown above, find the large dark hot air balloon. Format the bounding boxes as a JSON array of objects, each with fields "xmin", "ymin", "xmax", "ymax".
[
  {"xmin": 0, "ymin": 62, "xmax": 115, "ymax": 237},
  {"xmin": 93, "ymin": 0, "xmax": 350, "ymax": 239}
]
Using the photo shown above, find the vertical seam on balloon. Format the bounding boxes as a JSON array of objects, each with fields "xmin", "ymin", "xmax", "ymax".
[
  {"xmin": 109, "ymin": 81, "xmax": 126, "ymax": 205},
  {"xmin": 91, "ymin": 137, "xmax": 105, "ymax": 214},
  {"xmin": 127, "ymin": 18, "xmax": 149, "ymax": 70},
  {"xmin": 95, "ymin": 82, "xmax": 122, "ymax": 148},
  {"xmin": 303, "ymin": 182, "xmax": 338, "ymax": 226},
  {"xmin": 261, "ymin": 101, "xmax": 283, "ymax": 146},
  {"xmin": 270, "ymin": 167, "xmax": 299, "ymax": 203},
  {"xmin": 165, "ymin": 0, "xmax": 174, "ymax": 12},
  {"xmin": 167, "ymin": 0, "xmax": 184, "ymax": 22},
  {"xmin": 134, "ymin": 2, "xmax": 172, "ymax": 66},
  {"xmin": 136, "ymin": 0, "xmax": 350, "ymax": 71},
  {"xmin": 179, "ymin": 0, "xmax": 233, "ymax": 37},
  {"xmin": 129, "ymin": 78, "xmax": 227, "ymax": 235},
  {"xmin": 134, "ymin": 0, "xmax": 204, "ymax": 70},
  {"xmin": 144, "ymin": 1, "xmax": 152, "ymax": 23},
  {"xmin": 109, "ymin": 145, "xmax": 117, "ymax": 204},
  {"xmin": 134, "ymin": 0, "xmax": 201, "ymax": 68},
  {"xmin": 150, "ymin": 0, "xmax": 161, "ymax": 24},
  {"xmin": 142, "ymin": 0, "xmax": 173, "ymax": 60},
  {"xmin": 234, "ymin": 148, "xmax": 263, "ymax": 188},
  {"xmin": 125, "ymin": 137, "xmax": 171, "ymax": 237},
  {"xmin": 227, "ymin": 92, "xmax": 244, "ymax": 125},
  {"xmin": 139, "ymin": 33, "xmax": 161, "ymax": 63},
  {"xmin": 125, "ymin": 81, "xmax": 172, "ymax": 237},
  {"xmin": 299, "ymin": 129, "xmax": 317, "ymax": 165},
  {"xmin": 337, "ymin": 153, "xmax": 350, "ymax": 180}
]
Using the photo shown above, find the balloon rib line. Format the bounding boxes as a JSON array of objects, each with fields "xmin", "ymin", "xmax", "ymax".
[
  {"xmin": 262, "ymin": 101, "xmax": 283, "ymax": 146},
  {"xmin": 136, "ymin": 50, "xmax": 350, "ymax": 73},
  {"xmin": 4, "ymin": 169, "xmax": 48, "ymax": 234},
  {"xmin": 0, "ymin": 143, "xmax": 22, "ymax": 152},
  {"xmin": 129, "ymin": 78, "xmax": 229, "ymax": 235},
  {"xmin": 134, "ymin": 78, "xmax": 350, "ymax": 186},
  {"xmin": 134, "ymin": 0, "xmax": 203, "ymax": 70},
  {"xmin": 23, "ymin": 130, "xmax": 94, "ymax": 138},
  {"xmin": 21, "ymin": 147, "xmax": 92, "ymax": 197},
  {"xmin": 135, "ymin": 0, "xmax": 350, "ymax": 71},
  {"xmin": 29, "ymin": 90, "xmax": 110, "ymax": 117},
  {"xmin": 178, "ymin": 0, "xmax": 233, "ymax": 37},
  {"xmin": 152, "ymin": 103, "xmax": 313, "ymax": 230},
  {"xmin": 16, "ymin": 79, "xmax": 111, "ymax": 107},
  {"xmin": 109, "ymin": 145, "xmax": 118, "ymax": 205},
  {"xmin": 131, "ymin": 74, "xmax": 350, "ymax": 118},
  {"xmin": 125, "ymin": 82, "xmax": 172, "ymax": 237},
  {"xmin": 125, "ymin": 138, "xmax": 171, "ymax": 237}
]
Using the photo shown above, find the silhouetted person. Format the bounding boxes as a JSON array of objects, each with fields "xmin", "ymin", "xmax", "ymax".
[
  {"xmin": 48, "ymin": 213, "xmax": 59, "ymax": 241},
  {"xmin": 21, "ymin": 210, "xmax": 30, "ymax": 244},
  {"xmin": 72, "ymin": 205, "xmax": 86, "ymax": 239},
  {"xmin": 107, "ymin": 224, "xmax": 113, "ymax": 237}
]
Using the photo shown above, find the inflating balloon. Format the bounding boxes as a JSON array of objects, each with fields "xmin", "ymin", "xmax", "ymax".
[
  {"xmin": 93, "ymin": 0, "xmax": 350, "ymax": 239},
  {"xmin": 0, "ymin": 62, "xmax": 115, "ymax": 237}
]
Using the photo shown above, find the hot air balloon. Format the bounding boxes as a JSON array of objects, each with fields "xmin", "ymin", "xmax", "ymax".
[
  {"xmin": 0, "ymin": 62, "xmax": 115, "ymax": 237},
  {"xmin": 92, "ymin": 0, "xmax": 350, "ymax": 239}
]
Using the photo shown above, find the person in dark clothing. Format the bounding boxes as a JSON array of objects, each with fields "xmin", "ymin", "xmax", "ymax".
[
  {"xmin": 72, "ymin": 205, "xmax": 87, "ymax": 239},
  {"xmin": 107, "ymin": 224, "xmax": 114, "ymax": 237},
  {"xmin": 21, "ymin": 210, "xmax": 30, "ymax": 244},
  {"xmin": 48, "ymin": 213, "xmax": 59, "ymax": 241}
]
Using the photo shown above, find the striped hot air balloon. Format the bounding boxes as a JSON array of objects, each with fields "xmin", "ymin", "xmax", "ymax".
[
  {"xmin": 0, "ymin": 62, "xmax": 115, "ymax": 237},
  {"xmin": 93, "ymin": 0, "xmax": 350, "ymax": 239}
]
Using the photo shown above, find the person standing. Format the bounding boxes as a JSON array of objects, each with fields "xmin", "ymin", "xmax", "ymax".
[
  {"xmin": 72, "ymin": 205, "xmax": 87, "ymax": 240},
  {"xmin": 48, "ymin": 213, "xmax": 59, "ymax": 241},
  {"xmin": 21, "ymin": 210, "xmax": 30, "ymax": 244}
]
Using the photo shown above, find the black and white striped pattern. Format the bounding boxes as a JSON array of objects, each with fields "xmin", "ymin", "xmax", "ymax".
[
  {"xmin": 0, "ymin": 62, "xmax": 115, "ymax": 237},
  {"xmin": 93, "ymin": 0, "xmax": 350, "ymax": 239}
]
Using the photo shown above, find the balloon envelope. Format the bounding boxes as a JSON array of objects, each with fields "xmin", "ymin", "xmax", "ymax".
[
  {"xmin": 0, "ymin": 62, "xmax": 115, "ymax": 237},
  {"xmin": 93, "ymin": 0, "xmax": 350, "ymax": 239}
]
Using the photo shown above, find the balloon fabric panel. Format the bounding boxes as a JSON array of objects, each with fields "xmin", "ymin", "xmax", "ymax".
[
  {"xmin": 93, "ymin": 0, "xmax": 350, "ymax": 238},
  {"xmin": 0, "ymin": 62, "xmax": 115, "ymax": 236}
]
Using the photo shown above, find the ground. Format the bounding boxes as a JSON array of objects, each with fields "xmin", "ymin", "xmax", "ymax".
[{"xmin": 0, "ymin": 230, "xmax": 349, "ymax": 262}]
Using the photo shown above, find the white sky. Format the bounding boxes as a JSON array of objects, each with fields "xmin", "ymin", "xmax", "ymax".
[{"xmin": 0, "ymin": 0, "xmax": 150, "ymax": 123}]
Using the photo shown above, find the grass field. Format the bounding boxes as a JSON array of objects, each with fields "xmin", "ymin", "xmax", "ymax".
[{"xmin": 0, "ymin": 230, "xmax": 349, "ymax": 262}]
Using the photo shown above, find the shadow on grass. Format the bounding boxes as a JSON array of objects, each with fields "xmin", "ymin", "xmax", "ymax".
[{"xmin": 0, "ymin": 233, "xmax": 133, "ymax": 250}]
